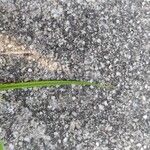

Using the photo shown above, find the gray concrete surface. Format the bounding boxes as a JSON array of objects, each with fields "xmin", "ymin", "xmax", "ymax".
[{"xmin": 0, "ymin": 0, "xmax": 150, "ymax": 149}]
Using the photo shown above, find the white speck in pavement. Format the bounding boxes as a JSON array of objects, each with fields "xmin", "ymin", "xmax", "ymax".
[
  {"xmin": 9, "ymin": 143, "xmax": 14, "ymax": 150},
  {"xmin": 143, "ymin": 115, "xmax": 148, "ymax": 120},
  {"xmin": 28, "ymin": 68, "xmax": 32, "ymax": 72}
]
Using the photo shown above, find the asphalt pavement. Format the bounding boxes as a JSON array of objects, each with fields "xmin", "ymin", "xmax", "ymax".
[{"xmin": 0, "ymin": 0, "xmax": 150, "ymax": 149}]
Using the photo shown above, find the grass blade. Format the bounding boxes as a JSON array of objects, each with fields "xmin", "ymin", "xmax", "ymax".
[
  {"xmin": 0, "ymin": 140, "xmax": 5, "ymax": 150},
  {"xmin": 0, "ymin": 80, "xmax": 114, "ymax": 91}
]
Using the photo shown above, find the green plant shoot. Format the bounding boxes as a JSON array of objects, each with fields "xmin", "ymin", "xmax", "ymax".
[
  {"xmin": 0, "ymin": 80, "xmax": 114, "ymax": 91},
  {"xmin": 0, "ymin": 140, "xmax": 5, "ymax": 150}
]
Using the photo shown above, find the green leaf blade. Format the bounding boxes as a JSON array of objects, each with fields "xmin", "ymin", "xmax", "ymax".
[
  {"xmin": 0, "ymin": 140, "xmax": 5, "ymax": 150},
  {"xmin": 0, "ymin": 80, "xmax": 115, "ymax": 91}
]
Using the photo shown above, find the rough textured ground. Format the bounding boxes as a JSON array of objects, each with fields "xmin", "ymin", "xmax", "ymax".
[{"xmin": 0, "ymin": 0, "xmax": 150, "ymax": 149}]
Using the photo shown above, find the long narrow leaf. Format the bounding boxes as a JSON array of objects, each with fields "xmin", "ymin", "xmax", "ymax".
[
  {"xmin": 0, "ymin": 140, "xmax": 5, "ymax": 150},
  {"xmin": 0, "ymin": 80, "xmax": 114, "ymax": 91}
]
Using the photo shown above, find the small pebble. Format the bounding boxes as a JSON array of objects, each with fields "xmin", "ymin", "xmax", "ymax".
[
  {"xmin": 28, "ymin": 68, "xmax": 32, "ymax": 72},
  {"xmin": 137, "ymin": 143, "xmax": 142, "ymax": 147},
  {"xmin": 9, "ymin": 143, "xmax": 14, "ymax": 150},
  {"xmin": 96, "ymin": 142, "xmax": 99, "ymax": 147},
  {"xmin": 143, "ymin": 115, "xmax": 148, "ymax": 120}
]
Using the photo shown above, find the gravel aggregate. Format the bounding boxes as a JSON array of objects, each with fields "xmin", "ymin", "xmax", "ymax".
[{"xmin": 0, "ymin": 0, "xmax": 150, "ymax": 149}]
